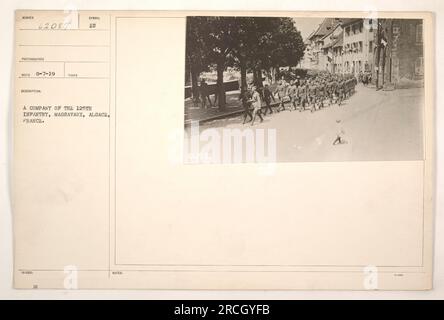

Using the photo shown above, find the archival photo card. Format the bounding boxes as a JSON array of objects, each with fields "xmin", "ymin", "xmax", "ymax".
[
  {"xmin": 13, "ymin": 10, "xmax": 434, "ymax": 290},
  {"xmin": 184, "ymin": 16, "xmax": 425, "ymax": 163}
]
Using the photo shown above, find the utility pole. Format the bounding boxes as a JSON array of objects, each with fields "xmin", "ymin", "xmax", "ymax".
[{"xmin": 375, "ymin": 19, "xmax": 381, "ymax": 90}]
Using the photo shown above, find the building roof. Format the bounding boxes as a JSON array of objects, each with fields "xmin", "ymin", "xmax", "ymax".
[
  {"xmin": 339, "ymin": 18, "xmax": 362, "ymax": 27},
  {"xmin": 322, "ymin": 28, "xmax": 343, "ymax": 49},
  {"xmin": 308, "ymin": 18, "xmax": 342, "ymax": 41},
  {"xmin": 332, "ymin": 33, "xmax": 344, "ymax": 48},
  {"xmin": 320, "ymin": 23, "xmax": 341, "ymax": 41}
]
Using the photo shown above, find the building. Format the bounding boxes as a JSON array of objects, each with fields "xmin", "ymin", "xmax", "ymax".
[
  {"xmin": 341, "ymin": 18, "xmax": 375, "ymax": 75},
  {"xmin": 331, "ymin": 32, "xmax": 344, "ymax": 74},
  {"xmin": 301, "ymin": 17, "xmax": 424, "ymax": 90},
  {"xmin": 373, "ymin": 19, "xmax": 424, "ymax": 89},
  {"xmin": 321, "ymin": 24, "xmax": 343, "ymax": 72},
  {"xmin": 305, "ymin": 18, "xmax": 342, "ymax": 71},
  {"xmin": 302, "ymin": 18, "xmax": 374, "ymax": 75},
  {"xmin": 299, "ymin": 38, "xmax": 315, "ymax": 69}
]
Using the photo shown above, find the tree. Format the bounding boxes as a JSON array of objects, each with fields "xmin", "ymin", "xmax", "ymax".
[
  {"xmin": 185, "ymin": 17, "xmax": 306, "ymax": 109},
  {"xmin": 201, "ymin": 17, "xmax": 238, "ymax": 110},
  {"xmin": 186, "ymin": 18, "xmax": 211, "ymax": 100},
  {"xmin": 256, "ymin": 18, "xmax": 305, "ymax": 82},
  {"xmin": 231, "ymin": 17, "xmax": 305, "ymax": 87},
  {"xmin": 230, "ymin": 17, "xmax": 257, "ymax": 92}
]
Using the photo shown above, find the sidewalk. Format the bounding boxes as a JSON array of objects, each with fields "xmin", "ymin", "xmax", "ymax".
[
  {"xmin": 184, "ymin": 90, "xmax": 243, "ymax": 125},
  {"xmin": 184, "ymin": 89, "xmax": 281, "ymax": 126}
]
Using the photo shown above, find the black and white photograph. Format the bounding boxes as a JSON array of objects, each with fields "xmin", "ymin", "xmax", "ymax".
[
  {"xmin": 3, "ymin": 0, "xmax": 439, "ymax": 297},
  {"xmin": 184, "ymin": 16, "xmax": 425, "ymax": 163}
]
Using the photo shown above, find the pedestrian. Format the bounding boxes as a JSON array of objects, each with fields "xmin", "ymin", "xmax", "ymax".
[
  {"xmin": 338, "ymin": 79, "xmax": 345, "ymax": 106},
  {"xmin": 199, "ymin": 79, "xmax": 213, "ymax": 109},
  {"xmin": 213, "ymin": 90, "xmax": 218, "ymax": 106},
  {"xmin": 332, "ymin": 120, "xmax": 346, "ymax": 145},
  {"xmin": 274, "ymin": 80, "xmax": 288, "ymax": 112},
  {"xmin": 362, "ymin": 73, "xmax": 368, "ymax": 86},
  {"xmin": 308, "ymin": 81, "xmax": 317, "ymax": 112},
  {"xmin": 331, "ymin": 77, "xmax": 337, "ymax": 104},
  {"xmin": 262, "ymin": 84, "xmax": 275, "ymax": 115},
  {"xmin": 288, "ymin": 80, "xmax": 297, "ymax": 111},
  {"xmin": 240, "ymin": 86, "xmax": 253, "ymax": 125},
  {"xmin": 251, "ymin": 86, "xmax": 264, "ymax": 126},
  {"xmin": 318, "ymin": 81, "xmax": 326, "ymax": 109},
  {"xmin": 297, "ymin": 81, "xmax": 307, "ymax": 111},
  {"xmin": 327, "ymin": 79, "xmax": 334, "ymax": 106},
  {"xmin": 301, "ymin": 80, "xmax": 309, "ymax": 111}
]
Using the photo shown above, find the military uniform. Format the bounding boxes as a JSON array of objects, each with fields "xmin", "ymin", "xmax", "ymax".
[
  {"xmin": 288, "ymin": 83, "xmax": 298, "ymax": 111},
  {"xmin": 240, "ymin": 90, "xmax": 253, "ymax": 124}
]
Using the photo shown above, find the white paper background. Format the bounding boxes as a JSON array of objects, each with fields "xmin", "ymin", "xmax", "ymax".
[{"xmin": 1, "ymin": 0, "xmax": 443, "ymax": 299}]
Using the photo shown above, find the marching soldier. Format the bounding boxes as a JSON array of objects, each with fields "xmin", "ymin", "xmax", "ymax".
[
  {"xmin": 199, "ymin": 79, "xmax": 213, "ymax": 109},
  {"xmin": 251, "ymin": 86, "xmax": 264, "ymax": 126},
  {"xmin": 308, "ymin": 80, "xmax": 317, "ymax": 112},
  {"xmin": 275, "ymin": 80, "xmax": 288, "ymax": 112},
  {"xmin": 240, "ymin": 86, "xmax": 253, "ymax": 124},
  {"xmin": 318, "ymin": 81, "xmax": 326, "ymax": 109},
  {"xmin": 288, "ymin": 80, "xmax": 298, "ymax": 111},
  {"xmin": 262, "ymin": 84, "xmax": 275, "ymax": 115},
  {"xmin": 298, "ymin": 80, "xmax": 308, "ymax": 111}
]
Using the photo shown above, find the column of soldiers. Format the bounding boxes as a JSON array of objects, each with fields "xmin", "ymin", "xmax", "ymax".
[{"xmin": 240, "ymin": 73, "xmax": 358, "ymax": 125}]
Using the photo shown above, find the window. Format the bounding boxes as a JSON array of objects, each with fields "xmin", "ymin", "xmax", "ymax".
[
  {"xmin": 415, "ymin": 57, "xmax": 424, "ymax": 76},
  {"xmin": 345, "ymin": 26, "xmax": 350, "ymax": 37},
  {"xmin": 369, "ymin": 40, "xmax": 373, "ymax": 53},
  {"xmin": 359, "ymin": 41, "xmax": 363, "ymax": 52},
  {"xmin": 416, "ymin": 23, "xmax": 423, "ymax": 44},
  {"xmin": 368, "ymin": 19, "xmax": 374, "ymax": 32}
]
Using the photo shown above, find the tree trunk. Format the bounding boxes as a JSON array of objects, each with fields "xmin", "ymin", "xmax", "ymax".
[
  {"xmin": 240, "ymin": 58, "xmax": 247, "ymax": 93},
  {"xmin": 253, "ymin": 67, "xmax": 262, "ymax": 88},
  {"xmin": 276, "ymin": 68, "xmax": 282, "ymax": 82},
  {"xmin": 190, "ymin": 65, "xmax": 199, "ymax": 99},
  {"xmin": 270, "ymin": 67, "xmax": 276, "ymax": 84},
  {"xmin": 216, "ymin": 60, "xmax": 226, "ymax": 110}
]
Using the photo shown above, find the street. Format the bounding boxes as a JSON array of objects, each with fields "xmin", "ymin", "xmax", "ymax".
[{"xmin": 185, "ymin": 85, "xmax": 424, "ymax": 162}]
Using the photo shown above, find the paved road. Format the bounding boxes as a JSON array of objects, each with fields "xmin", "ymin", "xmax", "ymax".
[{"xmin": 185, "ymin": 84, "xmax": 424, "ymax": 162}]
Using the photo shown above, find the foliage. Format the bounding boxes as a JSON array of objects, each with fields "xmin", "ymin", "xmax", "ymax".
[{"xmin": 186, "ymin": 16, "xmax": 306, "ymax": 108}]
